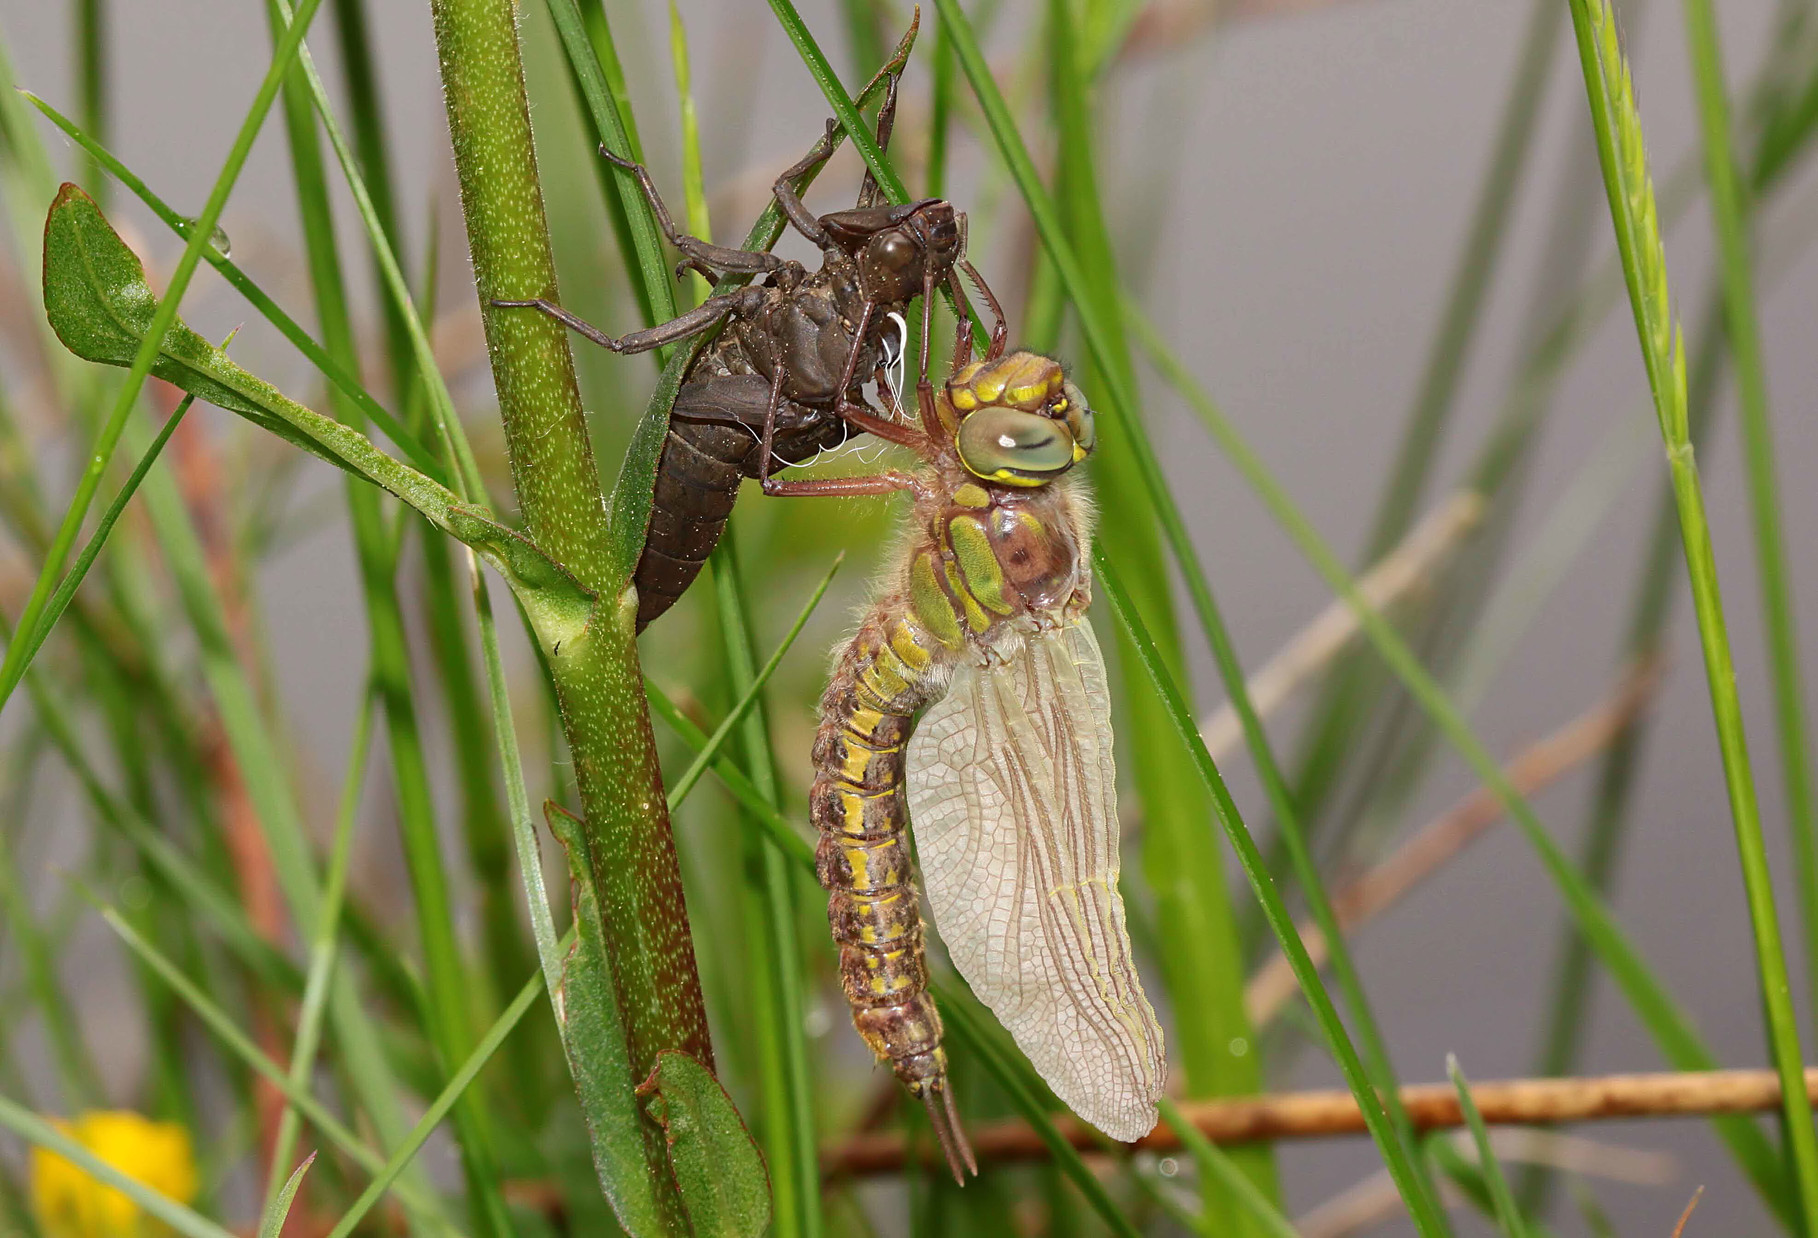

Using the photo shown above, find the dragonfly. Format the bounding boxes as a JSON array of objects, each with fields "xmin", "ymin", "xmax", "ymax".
[
  {"xmin": 494, "ymin": 55, "xmax": 1004, "ymax": 632},
  {"xmin": 799, "ymin": 350, "xmax": 1165, "ymax": 1178}
]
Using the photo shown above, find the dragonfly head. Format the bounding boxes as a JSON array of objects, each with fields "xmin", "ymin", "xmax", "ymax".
[
  {"xmin": 945, "ymin": 352, "xmax": 1095, "ymax": 487},
  {"xmin": 824, "ymin": 199, "xmax": 961, "ymax": 304}
]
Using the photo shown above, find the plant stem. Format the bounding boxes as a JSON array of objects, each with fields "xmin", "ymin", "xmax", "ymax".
[
  {"xmin": 1683, "ymin": 0, "xmax": 1818, "ymax": 1036},
  {"xmin": 1564, "ymin": 0, "xmax": 1818, "ymax": 1222},
  {"xmin": 429, "ymin": 0, "xmax": 709, "ymax": 1219}
]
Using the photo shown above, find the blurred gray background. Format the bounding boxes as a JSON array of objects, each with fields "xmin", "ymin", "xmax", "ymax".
[{"xmin": 4, "ymin": 0, "xmax": 1817, "ymax": 1233}]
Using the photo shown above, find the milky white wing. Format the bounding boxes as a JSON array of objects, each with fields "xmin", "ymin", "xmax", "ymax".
[{"xmin": 908, "ymin": 618, "xmax": 1165, "ymax": 1141}]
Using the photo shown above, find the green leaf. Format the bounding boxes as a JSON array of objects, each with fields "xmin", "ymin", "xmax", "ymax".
[
  {"xmin": 41, "ymin": 183, "xmax": 606, "ymax": 658},
  {"xmin": 640, "ymin": 1051, "xmax": 773, "ymax": 1237},
  {"xmin": 258, "ymin": 1154, "xmax": 316, "ymax": 1238},
  {"xmin": 22, "ymin": 90, "xmax": 446, "ymax": 482},
  {"xmin": 543, "ymin": 800, "xmax": 671, "ymax": 1237},
  {"xmin": 44, "ymin": 185, "xmax": 440, "ymax": 506}
]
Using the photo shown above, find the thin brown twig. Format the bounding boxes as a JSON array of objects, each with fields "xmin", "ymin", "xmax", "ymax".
[
  {"xmin": 1243, "ymin": 653, "xmax": 1662, "ymax": 1025},
  {"xmin": 822, "ymin": 1067, "xmax": 1818, "ymax": 1177}
]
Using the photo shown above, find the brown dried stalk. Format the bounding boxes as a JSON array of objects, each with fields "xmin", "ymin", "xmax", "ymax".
[
  {"xmin": 1244, "ymin": 654, "xmax": 1661, "ymax": 1024},
  {"xmin": 1199, "ymin": 491, "xmax": 1485, "ymax": 763},
  {"xmin": 823, "ymin": 1067, "xmax": 1818, "ymax": 1176}
]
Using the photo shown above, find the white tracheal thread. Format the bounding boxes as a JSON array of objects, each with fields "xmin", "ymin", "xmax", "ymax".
[{"xmin": 880, "ymin": 311, "xmax": 909, "ymax": 411}]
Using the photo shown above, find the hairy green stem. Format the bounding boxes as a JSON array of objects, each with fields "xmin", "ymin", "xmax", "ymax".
[{"xmin": 429, "ymin": 0, "xmax": 708, "ymax": 1223}]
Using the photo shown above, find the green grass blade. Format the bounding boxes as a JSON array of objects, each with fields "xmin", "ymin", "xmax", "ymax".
[
  {"xmin": 667, "ymin": 553, "xmax": 840, "ymax": 810},
  {"xmin": 75, "ymin": 0, "xmax": 107, "ymax": 200},
  {"xmin": 644, "ymin": 681, "xmax": 816, "ymax": 867},
  {"xmin": 327, "ymin": 0, "xmax": 419, "ymax": 403},
  {"xmin": 267, "ymin": 0, "xmax": 485, "ymax": 503},
  {"xmin": 0, "ymin": 0, "xmax": 328, "ymax": 702},
  {"xmin": 1447, "ymin": 1057, "xmax": 1529, "ymax": 1238},
  {"xmin": 1094, "ymin": 553, "xmax": 1447, "ymax": 1236},
  {"xmin": 326, "ymin": 964, "xmax": 551, "ymax": 1238},
  {"xmin": 0, "ymin": 1096, "xmax": 236, "ymax": 1238},
  {"xmin": 541, "ymin": 0, "xmax": 680, "ymax": 343},
  {"xmin": 263, "ymin": 21, "xmax": 511, "ymax": 1229},
  {"xmin": 1041, "ymin": 6, "xmax": 1276, "ymax": 1217},
  {"xmin": 1520, "ymin": 303, "xmax": 1728, "ymax": 1215},
  {"xmin": 1130, "ymin": 307, "xmax": 1795, "ymax": 1218},
  {"xmin": 1683, "ymin": 0, "xmax": 1818, "ymax": 1030},
  {"xmin": 712, "ymin": 531, "xmax": 822, "ymax": 1238},
  {"xmin": 1155, "ymin": 1098, "xmax": 1299, "ymax": 1238},
  {"xmin": 261, "ymin": 697, "xmax": 373, "ymax": 1216},
  {"xmin": 0, "ymin": 392, "xmax": 193, "ymax": 726},
  {"xmin": 258, "ymin": 1154, "xmax": 316, "ymax": 1238},
  {"xmin": 926, "ymin": 12, "xmax": 957, "ymax": 199},
  {"xmin": 668, "ymin": 2, "xmax": 713, "ymax": 310},
  {"xmin": 267, "ymin": 5, "xmax": 537, "ymax": 1065},
  {"xmin": 90, "ymin": 902, "xmax": 460, "ymax": 1231},
  {"xmin": 1565, "ymin": 0, "xmax": 1818, "ymax": 1225}
]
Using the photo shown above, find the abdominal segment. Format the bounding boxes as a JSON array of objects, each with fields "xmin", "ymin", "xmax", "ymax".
[{"xmin": 810, "ymin": 599, "xmax": 956, "ymax": 1092}]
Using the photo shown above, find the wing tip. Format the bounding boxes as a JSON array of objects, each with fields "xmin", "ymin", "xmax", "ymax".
[{"xmin": 1088, "ymin": 1101, "xmax": 1161, "ymax": 1145}]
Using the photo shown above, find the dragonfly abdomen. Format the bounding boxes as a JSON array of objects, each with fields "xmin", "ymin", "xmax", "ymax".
[{"xmin": 812, "ymin": 606, "xmax": 953, "ymax": 1089}]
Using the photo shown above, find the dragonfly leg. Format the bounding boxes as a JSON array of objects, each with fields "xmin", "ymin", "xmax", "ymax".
[
  {"xmin": 916, "ymin": 378, "xmax": 945, "ymax": 443},
  {"xmin": 855, "ymin": 70, "xmax": 899, "ymax": 210},
  {"xmin": 949, "ymin": 270, "xmax": 976, "ymax": 371},
  {"xmin": 959, "ymin": 260, "xmax": 1009, "ymax": 361},
  {"xmin": 492, "ymin": 287, "xmax": 760, "ymax": 355},
  {"xmin": 835, "ymin": 398, "xmax": 926, "ymax": 448},
  {"xmin": 828, "ymin": 301, "xmax": 929, "ymax": 450},
  {"xmin": 761, "ymin": 473, "xmax": 917, "ymax": 498},
  {"xmin": 599, "ymin": 147, "xmax": 786, "ymax": 276},
  {"xmin": 773, "ymin": 120, "xmax": 841, "ymax": 248}
]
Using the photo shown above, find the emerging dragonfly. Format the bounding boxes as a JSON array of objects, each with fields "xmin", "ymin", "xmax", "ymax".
[
  {"xmin": 802, "ymin": 351, "xmax": 1165, "ymax": 1177},
  {"xmin": 494, "ymin": 56, "xmax": 1003, "ymax": 632}
]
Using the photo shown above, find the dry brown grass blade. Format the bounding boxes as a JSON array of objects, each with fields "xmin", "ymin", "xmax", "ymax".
[
  {"xmin": 1670, "ymin": 1185, "xmax": 1705, "ymax": 1238},
  {"xmin": 1244, "ymin": 653, "xmax": 1662, "ymax": 1024},
  {"xmin": 1297, "ymin": 1129, "xmax": 1678, "ymax": 1238},
  {"xmin": 1199, "ymin": 491, "xmax": 1485, "ymax": 764}
]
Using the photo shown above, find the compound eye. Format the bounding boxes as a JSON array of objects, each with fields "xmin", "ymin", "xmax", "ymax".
[
  {"xmin": 1056, "ymin": 380, "xmax": 1095, "ymax": 458},
  {"xmin": 870, "ymin": 230, "xmax": 919, "ymax": 273},
  {"xmin": 956, "ymin": 407, "xmax": 1078, "ymax": 486}
]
